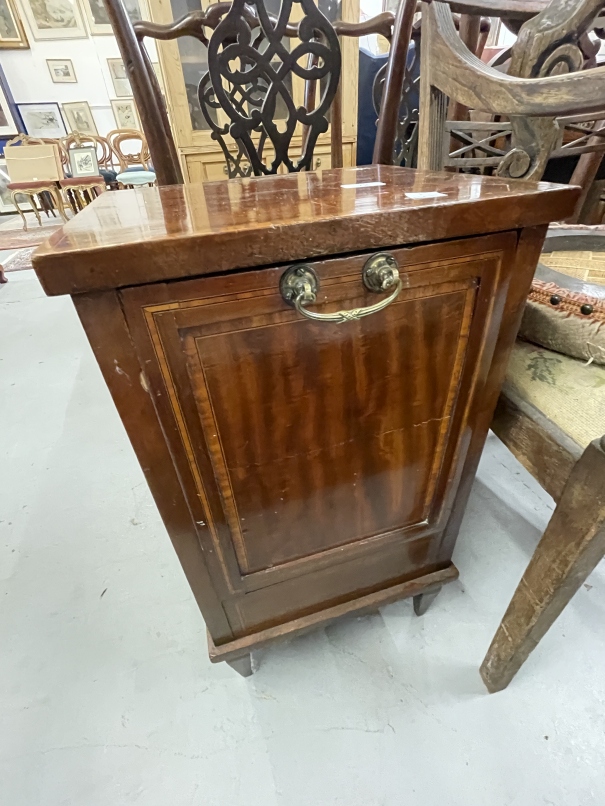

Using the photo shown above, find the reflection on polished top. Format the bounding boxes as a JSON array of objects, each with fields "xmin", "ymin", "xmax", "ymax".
[{"xmin": 33, "ymin": 166, "xmax": 579, "ymax": 297}]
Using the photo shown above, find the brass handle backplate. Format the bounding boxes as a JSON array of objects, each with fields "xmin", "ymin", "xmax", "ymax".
[{"xmin": 280, "ymin": 252, "xmax": 404, "ymax": 323}]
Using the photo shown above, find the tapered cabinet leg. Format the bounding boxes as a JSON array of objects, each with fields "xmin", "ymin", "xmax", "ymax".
[
  {"xmin": 481, "ymin": 436, "xmax": 605, "ymax": 693},
  {"xmin": 226, "ymin": 654, "xmax": 253, "ymax": 677},
  {"xmin": 413, "ymin": 587, "xmax": 442, "ymax": 616}
]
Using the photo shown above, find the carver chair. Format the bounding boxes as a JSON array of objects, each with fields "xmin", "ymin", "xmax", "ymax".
[{"xmin": 383, "ymin": 0, "xmax": 605, "ymax": 689}]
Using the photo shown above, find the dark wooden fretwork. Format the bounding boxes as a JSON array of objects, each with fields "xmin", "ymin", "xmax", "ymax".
[
  {"xmin": 201, "ymin": 0, "xmax": 341, "ymax": 176},
  {"xmin": 372, "ymin": 21, "xmax": 422, "ymax": 167}
]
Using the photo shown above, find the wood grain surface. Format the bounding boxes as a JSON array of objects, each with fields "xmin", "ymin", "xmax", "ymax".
[
  {"xmin": 33, "ymin": 166, "xmax": 578, "ymax": 296},
  {"xmin": 34, "ymin": 168, "xmax": 576, "ymax": 666}
]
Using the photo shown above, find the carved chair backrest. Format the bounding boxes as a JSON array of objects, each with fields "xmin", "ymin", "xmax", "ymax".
[
  {"xmin": 62, "ymin": 132, "xmax": 117, "ymax": 171},
  {"xmin": 409, "ymin": 0, "xmax": 605, "ymax": 185},
  {"xmin": 372, "ymin": 7, "xmax": 492, "ymax": 167},
  {"xmin": 107, "ymin": 128, "xmax": 152, "ymax": 172},
  {"xmin": 103, "ymin": 0, "xmax": 398, "ymax": 185}
]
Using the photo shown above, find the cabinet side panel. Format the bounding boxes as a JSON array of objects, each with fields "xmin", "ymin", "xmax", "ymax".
[
  {"xmin": 437, "ymin": 224, "xmax": 549, "ymax": 562},
  {"xmin": 73, "ymin": 290, "xmax": 234, "ymax": 643}
]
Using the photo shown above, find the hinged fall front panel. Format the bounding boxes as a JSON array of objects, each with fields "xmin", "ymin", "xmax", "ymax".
[{"xmin": 121, "ymin": 232, "xmax": 514, "ymax": 628}]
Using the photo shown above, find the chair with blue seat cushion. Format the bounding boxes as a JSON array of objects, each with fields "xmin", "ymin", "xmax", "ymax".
[
  {"xmin": 107, "ymin": 128, "xmax": 156, "ymax": 187},
  {"xmin": 116, "ymin": 169, "xmax": 156, "ymax": 187}
]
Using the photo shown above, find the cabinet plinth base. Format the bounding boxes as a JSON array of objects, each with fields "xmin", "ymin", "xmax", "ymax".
[{"xmin": 208, "ymin": 564, "xmax": 458, "ymax": 669}]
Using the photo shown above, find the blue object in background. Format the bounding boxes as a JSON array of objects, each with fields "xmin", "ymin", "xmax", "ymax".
[{"xmin": 356, "ymin": 42, "xmax": 419, "ymax": 166}]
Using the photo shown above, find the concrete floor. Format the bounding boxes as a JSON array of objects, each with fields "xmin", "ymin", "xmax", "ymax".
[{"xmin": 2, "ymin": 269, "xmax": 605, "ymax": 806}]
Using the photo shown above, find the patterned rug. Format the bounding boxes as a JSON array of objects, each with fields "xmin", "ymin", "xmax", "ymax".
[
  {"xmin": 0, "ymin": 224, "xmax": 62, "ymax": 250},
  {"xmin": 2, "ymin": 248, "xmax": 34, "ymax": 274}
]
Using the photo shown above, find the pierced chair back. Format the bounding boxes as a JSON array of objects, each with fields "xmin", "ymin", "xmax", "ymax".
[
  {"xmin": 103, "ymin": 0, "xmax": 398, "ymax": 185},
  {"xmin": 400, "ymin": 0, "xmax": 605, "ymax": 190},
  {"xmin": 107, "ymin": 128, "xmax": 152, "ymax": 172},
  {"xmin": 62, "ymin": 132, "xmax": 118, "ymax": 173}
]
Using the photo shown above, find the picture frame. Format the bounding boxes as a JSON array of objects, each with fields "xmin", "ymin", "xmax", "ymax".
[
  {"xmin": 47, "ymin": 58, "xmax": 77, "ymax": 83},
  {"xmin": 81, "ymin": 0, "xmax": 146, "ymax": 35},
  {"xmin": 17, "ymin": 102, "xmax": 66, "ymax": 138},
  {"xmin": 0, "ymin": 93, "xmax": 19, "ymax": 139},
  {"xmin": 110, "ymin": 98, "xmax": 140, "ymax": 130},
  {"xmin": 107, "ymin": 58, "xmax": 131, "ymax": 98},
  {"xmin": 0, "ymin": 0, "xmax": 29, "ymax": 49},
  {"xmin": 0, "ymin": 156, "xmax": 30, "ymax": 213},
  {"xmin": 19, "ymin": 0, "xmax": 87, "ymax": 41},
  {"xmin": 68, "ymin": 145, "xmax": 99, "ymax": 177},
  {"xmin": 62, "ymin": 101, "xmax": 98, "ymax": 135}
]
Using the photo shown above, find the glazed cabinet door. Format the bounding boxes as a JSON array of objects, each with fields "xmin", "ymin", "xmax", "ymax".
[{"xmin": 121, "ymin": 232, "xmax": 516, "ymax": 634}]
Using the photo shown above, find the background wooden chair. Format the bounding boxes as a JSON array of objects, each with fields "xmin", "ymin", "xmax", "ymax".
[
  {"xmin": 376, "ymin": 0, "xmax": 605, "ymax": 222},
  {"xmin": 386, "ymin": 0, "xmax": 605, "ymax": 689},
  {"xmin": 102, "ymin": 0, "xmax": 399, "ymax": 186},
  {"xmin": 62, "ymin": 132, "xmax": 119, "ymax": 189},
  {"xmin": 4, "ymin": 134, "xmax": 68, "ymax": 230},
  {"xmin": 107, "ymin": 128, "xmax": 157, "ymax": 187},
  {"xmin": 481, "ymin": 229, "xmax": 605, "ymax": 692},
  {"xmin": 59, "ymin": 132, "xmax": 113, "ymax": 212}
]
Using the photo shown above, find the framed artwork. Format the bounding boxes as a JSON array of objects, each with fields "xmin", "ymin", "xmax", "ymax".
[
  {"xmin": 0, "ymin": 157, "xmax": 30, "ymax": 212},
  {"xmin": 19, "ymin": 0, "xmax": 87, "ymax": 40},
  {"xmin": 82, "ymin": 0, "xmax": 145, "ymax": 35},
  {"xmin": 62, "ymin": 101, "xmax": 98, "ymax": 135},
  {"xmin": 17, "ymin": 102, "xmax": 66, "ymax": 138},
  {"xmin": 0, "ymin": 0, "xmax": 29, "ymax": 49},
  {"xmin": 107, "ymin": 58, "xmax": 131, "ymax": 97},
  {"xmin": 110, "ymin": 98, "xmax": 140, "ymax": 130},
  {"xmin": 68, "ymin": 145, "xmax": 99, "ymax": 177},
  {"xmin": 47, "ymin": 58, "xmax": 76, "ymax": 83}
]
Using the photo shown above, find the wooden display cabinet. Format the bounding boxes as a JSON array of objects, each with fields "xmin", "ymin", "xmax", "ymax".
[{"xmin": 147, "ymin": 0, "xmax": 360, "ymax": 181}]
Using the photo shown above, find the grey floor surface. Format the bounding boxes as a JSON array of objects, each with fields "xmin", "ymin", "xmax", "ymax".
[{"xmin": 2, "ymin": 269, "xmax": 605, "ymax": 806}]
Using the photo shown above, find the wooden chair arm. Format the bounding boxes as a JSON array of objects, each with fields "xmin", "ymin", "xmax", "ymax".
[
  {"xmin": 509, "ymin": 0, "xmax": 605, "ymax": 78},
  {"xmin": 427, "ymin": 1, "xmax": 605, "ymax": 119}
]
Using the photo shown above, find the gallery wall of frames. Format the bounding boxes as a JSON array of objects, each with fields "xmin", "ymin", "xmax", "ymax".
[{"xmin": 0, "ymin": 0, "xmax": 159, "ymax": 150}]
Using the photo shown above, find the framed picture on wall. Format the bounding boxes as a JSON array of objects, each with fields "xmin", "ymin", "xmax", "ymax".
[
  {"xmin": 0, "ymin": 0, "xmax": 29, "ymax": 49},
  {"xmin": 62, "ymin": 101, "xmax": 98, "ymax": 134},
  {"xmin": 107, "ymin": 58, "xmax": 131, "ymax": 97},
  {"xmin": 110, "ymin": 98, "xmax": 140, "ymax": 130},
  {"xmin": 19, "ymin": 0, "xmax": 87, "ymax": 40},
  {"xmin": 69, "ymin": 145, "xmax": 99, "ymax": 177},
  {"xmin": 47, "ymin": 58, "xmax": 77, "ymax": 83},
  {"xmin": 17, "ymin": 102, "xmax": 66, "ymax": 138},
  {"xmin": 82, "ymin": 0, "xmax": 146, "ymax": 35},
  {"xmin": 0, "ymin": 77, "xmax": 19, "ymax": 137}
]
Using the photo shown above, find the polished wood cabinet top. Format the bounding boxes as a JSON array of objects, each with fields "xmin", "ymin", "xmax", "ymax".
[{"xmin": 33, "ymin": 166, "xmax": 579, "ymax": 296}]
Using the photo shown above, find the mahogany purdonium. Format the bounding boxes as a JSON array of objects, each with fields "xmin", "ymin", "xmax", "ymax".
[{"xmin": 32, "ymin": 166, "xmax": 579, "ymax": 674}]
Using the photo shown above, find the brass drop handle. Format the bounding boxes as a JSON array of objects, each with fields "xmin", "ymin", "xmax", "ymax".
[{"xmin": 280, "ymin": 253, "xmax": 403, "ymax": 323}]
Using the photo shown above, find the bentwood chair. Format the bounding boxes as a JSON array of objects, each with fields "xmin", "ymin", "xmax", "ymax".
[
  {"xmin": 107, "ymin": 128, "xmax": 156, "ymax": 187},
  {"xmin": 102, "ymin": 0, "xmax": 402, "ymax": 186}
]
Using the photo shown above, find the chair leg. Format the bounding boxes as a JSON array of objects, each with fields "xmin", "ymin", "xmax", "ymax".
[
  {"xmin": 29, "ymin": 194, "xmax": 42, "ymax": 227},
  {"xmin": 49, "ymin": 187, "xmax": 69, "ymax": 222},
  {"xmin": 481, "ymin": 436, "xmax": 605, "ymax": 693},
  {"xmin": 413, "ymin": 587, "xmax": 442, "ymax": 616},
  {"xmin": 11, "ymin": 192, "xmax": 29, "ymax": 230},
  {"xmin": 226, "ymin": 654, "xmax": 253, "ymax": 677}
]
